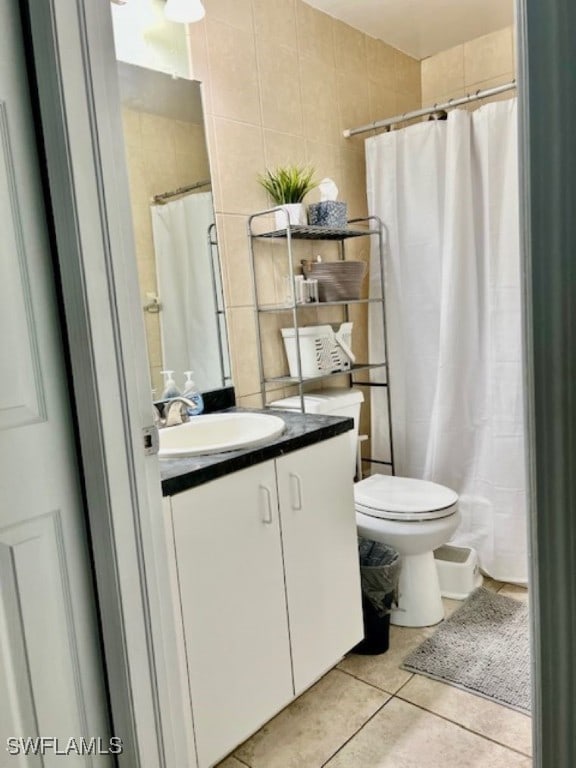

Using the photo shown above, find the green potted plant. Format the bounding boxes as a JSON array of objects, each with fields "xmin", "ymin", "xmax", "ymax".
[{"xmin": 257, "ymin": 165, "xmax": 317, "ymax": 228}]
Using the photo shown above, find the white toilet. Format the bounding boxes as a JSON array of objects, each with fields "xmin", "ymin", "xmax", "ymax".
[{"xmin": 270, "ymin": 388, "xmax": 460, "ymax": 627}]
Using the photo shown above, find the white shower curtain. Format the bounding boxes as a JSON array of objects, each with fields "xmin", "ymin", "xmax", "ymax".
[
  {"xmin": 151, "ymin": 192, "xmax": 221, "ymax": 392},
  {"xmin": 366, "ymin": 100, "xmax": 527, "ymax": 583}
]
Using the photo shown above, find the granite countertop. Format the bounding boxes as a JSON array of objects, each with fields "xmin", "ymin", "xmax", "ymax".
[{"xmin": 159, "ymin": 408, "xmax": 353, "ymax": 496}]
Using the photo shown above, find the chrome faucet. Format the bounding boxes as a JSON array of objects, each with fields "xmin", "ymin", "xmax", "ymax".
[{"xmin": 154, "ymin": 396, "xmax": 198, "ymax": 428}]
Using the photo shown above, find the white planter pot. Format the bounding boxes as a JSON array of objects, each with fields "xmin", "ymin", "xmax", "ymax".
[{"xmin": 275, "ymin": 203, "xmax": 306, "ymax": 229}]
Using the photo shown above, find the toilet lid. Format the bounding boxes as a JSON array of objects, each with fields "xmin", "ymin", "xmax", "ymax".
[{"xmin": 354, "ymin": 475, "xmax": 459, "ymax": 521}]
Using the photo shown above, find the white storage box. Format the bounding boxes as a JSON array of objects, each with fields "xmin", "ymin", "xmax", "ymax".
[
  {"xmin": 434, "ymin": 545, "xmax": 483, "ymax": 600},
  {"xmin": 281, "ymin": 323, "xmax": 354, "ymax": 379},
  {"xmin": 270, "ymin": 389, "xmax": 364, "ymax": 478},
  {"xmin": 269, "ymin": 387, "xmax": 364, "ymax": 417}
]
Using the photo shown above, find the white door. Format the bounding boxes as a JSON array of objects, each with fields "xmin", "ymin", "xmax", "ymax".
[
  {"xmin": 170, "ymin": 462, "xmax": 293, "ymax": 768},
  {"xmin": 277, "ymin": 435, "xmax": 364, "ymax": 694},
  {"xmin": 0, "ymin": 0, "xmax": 112, "ymax": 761}
]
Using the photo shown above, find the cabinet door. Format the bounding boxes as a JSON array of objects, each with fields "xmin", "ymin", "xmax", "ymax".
[
  {"xmin": 171, "ymin": 462, "xmax": 293, "ymax": 768},
  {"xmin": 277, "ymin": 434, "xmax": 363, "ymax": 694}
]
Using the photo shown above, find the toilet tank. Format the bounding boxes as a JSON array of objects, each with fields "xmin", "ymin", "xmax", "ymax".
[{"xmin": 269, "ymin": 388, "xmax": 364, "ymax": 476}]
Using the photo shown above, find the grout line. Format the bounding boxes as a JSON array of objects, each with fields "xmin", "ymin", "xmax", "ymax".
[
  {"xmin": 292, "ymin": 0, "xmax": 306, "ymax": 144},
  {"xmin": 319, "ymin": 696, "xmax": 395, "ymax": 767},
  {"xmin": 247, "ymin": 0, "xmax": 262, "ymax": 130},
  {"xmin": 393, "ymin": 673, "xmax": 416, "ymax": 696},
  {"xmin": 232, "ymin": 757, "xmax": 251, "ymax": 767},
  {"xmin": 336, "ymin": 663, "xmax": 403, "ymax": 697},
  {"xmin": 392, "ymin": 695, "xmax": 533, "ymax": 759}
]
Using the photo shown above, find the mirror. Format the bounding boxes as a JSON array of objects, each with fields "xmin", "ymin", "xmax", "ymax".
[{"xmin": 117, "ymin": 61, "xmax": 231, "ymax": 397}]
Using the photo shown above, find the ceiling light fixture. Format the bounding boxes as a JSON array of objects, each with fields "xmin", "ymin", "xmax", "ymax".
[{"xmin": 164, "ymin": 0, "xmax": 206, "ymax": 23}]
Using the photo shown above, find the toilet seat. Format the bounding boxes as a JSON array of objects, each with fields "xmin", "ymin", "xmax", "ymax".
[{"xmin": 354, "ymin": 475, "xmax": 459, "ymax": 522}]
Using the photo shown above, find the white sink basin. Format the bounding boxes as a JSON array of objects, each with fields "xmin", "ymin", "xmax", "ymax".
[{"xmin": 158, "ymin": 412, "xmax": 286, "ymax": 458}]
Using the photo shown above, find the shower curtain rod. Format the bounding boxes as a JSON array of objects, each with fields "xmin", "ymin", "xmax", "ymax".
[
  {"xmin": 152, "ymin": 179, "xmax": 211, "ymax": 205},
  {"xmin": 343, "ymin": 80, "xmax": 516, "ymax": 138}
]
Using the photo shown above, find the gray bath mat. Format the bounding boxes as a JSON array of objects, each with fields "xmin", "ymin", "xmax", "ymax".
[{"xmin": 402, "ymin": 587, "xmax": 530, "ymax": 713}]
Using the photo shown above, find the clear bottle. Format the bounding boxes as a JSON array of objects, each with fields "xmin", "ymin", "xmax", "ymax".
[
  {"xmin": 182, "ymin": 371, "xmax": 204, "ymax": 416},
  {"xmin": 160, "ymin": 370, "xmax": 181, "ymax": 400}
]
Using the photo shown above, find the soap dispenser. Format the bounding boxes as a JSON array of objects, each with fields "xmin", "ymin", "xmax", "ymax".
[
  {"xmin": 160, "ymin": 370, "xmax": 181, "ymax": 400},
  {"xmin": 183, "ymin": 371, "xmax": 204, "ymax": 416}
]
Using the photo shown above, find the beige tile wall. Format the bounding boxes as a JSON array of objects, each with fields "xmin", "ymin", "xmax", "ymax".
[
  {"xmin": 123, "ymin": 11, "xmax": 517, "ymax": 472},
  {"xmin": 122, "ymin": 108, "xmax": 211, "ymax": 394},
  {"xmin": 421, "ymin": 26, "xmax": 516, "ymax": 108},
  {"xmin": 185, "ymin": 0, "xmax": 422, "ymax": 413},
  {"xmin": 148, "ymin": 7, "xmax": 514, "ymax": 456}
]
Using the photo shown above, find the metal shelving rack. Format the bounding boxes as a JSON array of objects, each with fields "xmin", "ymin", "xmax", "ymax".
[
  {"xmin": 208, "ymin": 223, "xmax": 233, "ymax": 388},
  {"xmin": 247, "ymin": 208, "xmax": 395, "ymax": 476}
]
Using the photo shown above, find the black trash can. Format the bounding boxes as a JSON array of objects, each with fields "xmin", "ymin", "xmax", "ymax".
[{"xmin": 352, "ymin": 539, "xmax": 401, "ymax": 655}]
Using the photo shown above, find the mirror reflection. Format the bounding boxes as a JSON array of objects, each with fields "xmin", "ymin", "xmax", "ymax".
[{"xmin": 118, "ymin": 62, "xmax": 231, "ymax": 396}]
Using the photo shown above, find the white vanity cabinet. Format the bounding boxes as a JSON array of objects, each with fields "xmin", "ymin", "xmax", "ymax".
[
  {"xmin": 166, "ymin": 433, "xmax": 362, "ymax": 768},
  {"xmin": 169, "ymin": 460, "xmax": 293, "ymax": 768},
  {"xmin": 276, "ymin": 434, "xmax": 363, "ymax": 695}
]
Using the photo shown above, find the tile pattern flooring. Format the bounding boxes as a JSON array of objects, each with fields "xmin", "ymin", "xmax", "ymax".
[{"xmin": 217, "ymin": 579, "xmax": 531, "ymax": 768}]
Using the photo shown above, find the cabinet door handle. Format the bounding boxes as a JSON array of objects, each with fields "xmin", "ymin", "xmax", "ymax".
[
  {"xmin": 289, "ymin": 473, "xmax": 303, "ymax": 511},
  {"xmin": 259, "ymin": 485, "xmax": 273, "ymax": 524}
]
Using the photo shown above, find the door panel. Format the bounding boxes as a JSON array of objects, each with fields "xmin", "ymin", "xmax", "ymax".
[
  {"xmin": 170, "ymin": 462, "xmax": 293, "ymax": 768},
  {"xmin": 0, "ymin": 102, "xmax": 45, "ymax": 430},
  {"xmin": 0, "ymin": 0, "xmax": 111, "ymax": 761},
  {"xmin": 277, "ymin": 434, "xmax": 363, "ymax": 694},
  {"xmin": 0, "ymin": 514, "xmax": 94, "ymax": 744}
]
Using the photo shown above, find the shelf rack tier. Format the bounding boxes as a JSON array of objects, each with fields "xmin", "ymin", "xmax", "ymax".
[
  {"xmin": 254, "ymin": 225, "xmax": 380, "ymax": 240},
  {"xmin": 257, "ymin": 297, "xmax": 382, "ymax": 313},
  {"xmin": 263, "ymin": 362, "xmax": 387, "ymax": 386}
]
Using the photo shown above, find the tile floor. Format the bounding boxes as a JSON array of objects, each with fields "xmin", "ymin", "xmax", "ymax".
[{"xmin": 217, "ymin": 579, "xmax": 531, "ymax": 768}]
